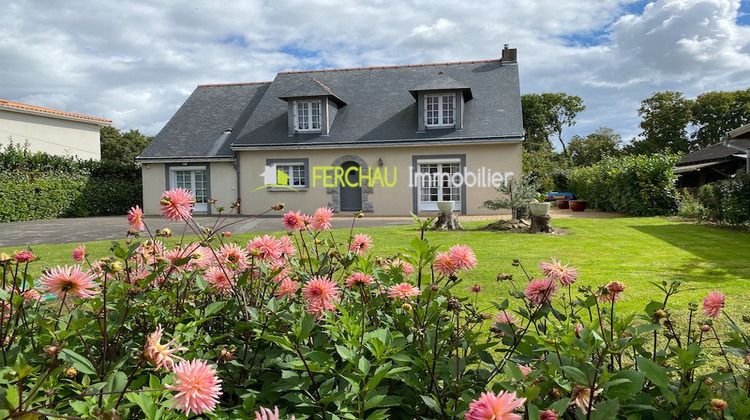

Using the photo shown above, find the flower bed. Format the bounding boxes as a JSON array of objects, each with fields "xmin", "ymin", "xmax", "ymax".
[{"xmin": 0, "ymin": 189, "xmax": 748, "ymax": 419}]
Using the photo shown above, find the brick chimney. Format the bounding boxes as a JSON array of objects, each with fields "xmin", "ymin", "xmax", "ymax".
[{"xmin": 501, "ymin": 44, "xmax": 517, "ymax": 62}]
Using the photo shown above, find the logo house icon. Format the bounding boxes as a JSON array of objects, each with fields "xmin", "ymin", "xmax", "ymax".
[{"xmin": 255, "ymin": 164, "xmax": 296, "ymax": 191}]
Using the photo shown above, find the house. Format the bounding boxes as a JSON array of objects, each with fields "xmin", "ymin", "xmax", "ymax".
[
  {"xmin": 0, "ymin": 99, "xmax": 112, "ymax": 160},
  {"xmin": 675, "ymin": 123, "xmax": 750, "ymax": 188},
  {"xmin": 136, "ymin": 47, "xmax": 523, "ymax": 216}
]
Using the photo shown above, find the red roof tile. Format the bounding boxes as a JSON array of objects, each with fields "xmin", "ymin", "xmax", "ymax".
[{"xmin": 0, "ymin": 99, "xmax": 112, "ymax": 125}]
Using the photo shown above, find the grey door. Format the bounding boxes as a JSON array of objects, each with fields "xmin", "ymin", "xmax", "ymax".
[{"xmin": 340, "ymin": 161, "xmax": 362, "ymax": 211}]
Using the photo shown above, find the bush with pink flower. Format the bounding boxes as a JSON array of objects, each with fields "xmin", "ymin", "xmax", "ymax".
[{"xmin": 1, "ymin": 192, "xmax": 749, "ymax": 419}]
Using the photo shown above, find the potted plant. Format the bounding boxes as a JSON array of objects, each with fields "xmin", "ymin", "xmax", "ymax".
[
  {"xmin": 556, "ymin": 199, "xmax": 570, "ymax": 209},
  {"xmin": 436, "ymin": 201, "xmax": 455, "ymax": 214},
  {"xmin": 569, "ymin": 200, "xmax": 588, "ymax": 212},
  {"xmin": 529, "ymin": 195, "xmax": 551, "ymax": 217}
]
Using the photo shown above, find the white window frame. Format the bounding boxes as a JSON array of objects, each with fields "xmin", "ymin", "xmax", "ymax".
[
  {"xmin": 169, "ymin": 166, "xmax": 208, "ymax": 212},
  {"xmin": 415, "ymin": 158, "xmax": 462, "ymax": 212},
  {"xmin": 425, "ymin": 93, "xmax": 455, "ymax": 128},
  {"xmin": 293, "ymin": 100, "xmax": 322, "ymax": 132},
  {"xmin": 271, "ymin": 162, "xmax": 307, "ymax": 189}
]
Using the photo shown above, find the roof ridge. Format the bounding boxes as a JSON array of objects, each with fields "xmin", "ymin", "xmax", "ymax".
[
  {"xmin": 0, "ymin": 99, "xmax": 112, "ymax": 124},
  {"xmin": 197, "ymin": 81, "xmax": 272, "ymax": 87},
  {"xmin": 278, "ymin": 59, "xmax": 502, "ymax": 75}
]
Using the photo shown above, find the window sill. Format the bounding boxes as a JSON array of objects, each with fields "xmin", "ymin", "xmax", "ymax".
[
  {"xmin": 425, "ymin": 125, "xmax": 456, "ymax": 129},
  {"xmin": 267, "ymin": 187, "xmax": 309, "ymax": 192}
]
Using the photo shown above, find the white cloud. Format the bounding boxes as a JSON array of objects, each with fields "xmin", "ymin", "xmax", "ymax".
[{"xmin": 0, "ymin": 0, "xmax": 748, "ymax": 145}]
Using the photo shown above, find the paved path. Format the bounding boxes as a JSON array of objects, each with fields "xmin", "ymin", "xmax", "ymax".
[{"xmin": 0, "ymin": 208, "xmax": 620, "ymax": 248}]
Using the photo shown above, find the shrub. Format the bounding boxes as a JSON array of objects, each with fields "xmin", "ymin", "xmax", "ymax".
[
  {"xmin": 568, "ymin": 154, "xmax": 679, "ymax": 216},
  {"xmin": 676, "ymin": 189, "xmax": 705, "ymax": 219},
  {"xmin": 698, "ymin": 174, "xmax": 750, "ymax": 225},
  {"xmin": 0, "ymin": 143, "xmax": 141, "ymax": 221},
  {"xmin": 1, "ymin": 192, "xmax": 748, "ymax": 419}
]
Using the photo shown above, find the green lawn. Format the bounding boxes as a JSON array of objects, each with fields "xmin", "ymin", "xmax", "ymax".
[{"xmin": 2, "ymin": 216, "xmax": 748, "ymax": 317}]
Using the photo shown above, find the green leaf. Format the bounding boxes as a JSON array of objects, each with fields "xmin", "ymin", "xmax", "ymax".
[
  {"xmin": 420, "ymin": 395, "xmax": 441, "ymax": 414},
  {"xmin": 204, "ymin": 301, "xmax": 226, "ymax": 316},
  {"xmin": 365, "ymin": 408, "xmax": 390, "ymax": 420},
  {"xmin": 636, "ymin": 357, "xmax": 668, "ymax": 388},
  {"xmin": 195, "ymin": 274, "xmax": 207, "ymax": 291},
  {"xmin": 606, "ymin": 370, "xmax": 645, "ymax": 400},
  {"xmin": 358, "ymin": 357, "xmax": 371, "ymax": 375},
  {"xmin": 60, "ymin": 349, "xmax": 97, "ymax": 375},
  {"xmin": 560, "ymin": 365, "xmax": 589, "ymax": 385}
]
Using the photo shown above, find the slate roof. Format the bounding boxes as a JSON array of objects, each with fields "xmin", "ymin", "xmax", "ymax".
[
  {"xmin": 137, "ymin": 82, "xmax": 270, "ymax": 161},
  {"xmin": 233, "ymin": 59, "xmax": 522, "ymax": 149},
  {"xmin": 678, "ymin": 139, "xmax": 750, "ymax": 165},
  {"xmin": 139, "ymin": 55, "xmax": 523, "ymax": 160}
]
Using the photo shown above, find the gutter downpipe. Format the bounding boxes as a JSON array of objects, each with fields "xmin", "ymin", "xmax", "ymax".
[
  {"xmin": 722, "ymin": 134, "xmax": 750, "ymax": 174},
  {"xmin": 232, "ymin": 153, "xmax": 241, "ymax": 215}
]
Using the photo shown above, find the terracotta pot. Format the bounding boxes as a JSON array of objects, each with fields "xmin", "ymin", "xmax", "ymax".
[
  {"xmin": 569, "ymin": 200, "xmax": 588, "ymax": 212},
  {"xmin": 556, "ymin": 200, "xmax": 569, "ymax": 209}
]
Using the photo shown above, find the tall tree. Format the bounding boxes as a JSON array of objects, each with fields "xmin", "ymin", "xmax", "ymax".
[
  {"xmin": 627, "ymin": 91, "xmax": 693, "ymax": 155},
  {"xmin": 100, "ymin": 127, "xmax": 153, "ymax": 164},
  {"xmin": 521, "ymin": 93, "xmax": 585, "ymax": 154},
  {"xmin": 691, "ymin": 89, "xmax": 750, "ymax": 149},
  {"xmin": 568, "ymin": 126, "xmax": 622, "ymax": 167}
]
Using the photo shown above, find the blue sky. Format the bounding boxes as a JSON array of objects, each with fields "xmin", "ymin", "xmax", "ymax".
[{"xmin": 1, "ymin": 0, "xmax": 749, "ymax": 145}]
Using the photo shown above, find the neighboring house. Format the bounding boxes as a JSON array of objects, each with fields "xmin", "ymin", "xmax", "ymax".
[
  {"xmin": 675, "ymin": 123, "xmax": 750, "ymax": 188},
  {"xmin": 137, "ymin": 47, "xmax": 523, "ymax": 216},
  {"xmin": 0, "ymin": 99, "xmax": 112, "ymax": 160}
]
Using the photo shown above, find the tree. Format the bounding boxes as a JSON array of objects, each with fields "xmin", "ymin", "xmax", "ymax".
[
  {"xmin": 691, "ymin": 89, "xmax": 750, "ymax": 149},
  {"xmin": 567, "ymin": 126, "xmax": 622, "ymax": 167},
  {"xmin": 100, "ymin": 126, "xmax": 153, "ymax": 164},
  {"xmin": 521, "ymin": 93, "xmax": 585, "ymax": 154},
  {"xmin": 626, "ymin": 91, "xmax": 693, "ymax": 155}
]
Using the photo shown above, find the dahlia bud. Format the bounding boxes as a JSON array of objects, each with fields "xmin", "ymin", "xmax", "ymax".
[
  {"xmin": 401, "ymin": 303, "xmax": 413, "ymax": 311},
  {"xmin": 430, "ymin": 284, "xmax": 440, "ymax": 292},
  {"xmin": 745, "ymin": 354, "xmax": 750, "ymax": 365},
  {"xmin": 700, "ymin": 325, "xmax": 711, "ymax": 333},
  {"xmin": 63, "ymin": 367, "xmax": 78, "ymax": 377},
  {"xmin": 44, "ymin": 345, "xmax": 62, "ymax": 356},
  {"xmin": 704, "ymin": 377, "xmax": 714, "ymax": 386},
  {"xmin": 272, "ymin": 203, "xmax": 285, "ymax": 211},
  {"xmin": 223, "ymin": 231, "xmax": 232, "ymax": 237},
  {"xmin": 540, "ymin": 409, "xmax": 558, "ymax": 420},
  {"xmin": 355, "ymin": 211, "xmax": 364, "ymax": 219},
  {"xmin": 710, "ymin": 398, "xmax": 728, "ymax": 411},
  {"xmin": 653, "ymin": 309, "xmax": 668, "ymax": 320}
]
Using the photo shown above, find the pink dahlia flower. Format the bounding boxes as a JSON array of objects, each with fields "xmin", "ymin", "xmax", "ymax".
[
  {"xmin": 254, "ymin": 405, "xmax": 295, "ymax": 420},
  {"xmin": 540, "ymin": 410, "xmax": 559, "ymax": 420},
  {"xmin": 281, "ymin": 210, "xmax": 306, "ymax": 231},
  {"xmin": 144, "ymin": 325, "xmax": 187, "ymax": 371},
  {"xmin": 167, "ymin": 359, "xmax": 222, "ymax": 415},
  {"xmin": 72, "ymin": 245, "xmax": 86, "ymax": 262},
  {"xmin": 14, "ymin": 250, "xmax": 36, "ymax": 263},
  {"xmin": 216, "ymin": 243, "xmax": 248, "ymax": 270},
  {"xmin": 433, "ymin": 252, "xmax": 457, "ymax": 276},
  {"xmin": 159, "ymin": 188, "xmax": 195, "ymax": 221},
  {"xmin": 465, "ymin": 390, "xmax": 526, "ymax": 420},
  {"xmin": 278, "ymin": 236, "xmax": 296, "ymax": 257},
  {"xmin": 517, "ymin": 364, "xmax": 533, "ymax": 377},
  {"xmin": 38, "ymin": 265, "xmax": 100, "ymax": 299},
  {"xmin": 540, "ymin": 257, "xmax": 579, "ymax": 286},
  {"xmin": 274, "ymin": 278, "xmax": 300, "ymax": 299},
  {"xmin": 448, "ymin": 245, "xmax": 477, "ymax": 271},
  {"xmin": 203, "ymin": 267, "xmax": 236, "ymax": 294},
  {"xmin": 311, "ymin": 207, "xmax": 334, "ymax": 231},
  {"xmin": 702, "ymin": 291, "xmax": 725, "ymax": 319},
  {"xmin": 345, "ymin": 272, "xmax": 374, "ymax": 288},
  {"xmin": 349, "ymin": 234, "xmax": 373, "ymax": 255},
  {"xmin": 127, "ymin": 205, "xmax": 145, "ymax": 231},
  {"xmin": 388, "ymin": 283, "xmax": 421, "ymax": 299},
  {"xmin": 303, "ymin": 276, "xmax": 340, "ymax": 304},
  {"xmin": 494, "ymin": 310, "xmax": 518, "ymax": 325},
  {"xmin": 388, "ymin": 259, "xmax": 414, "ymax": 277},
  {"xmin": 247, "ymin": 235, "xmax": 283, "ymax": 262},
  {"xmin": 524, "ymin": 278, "xmax": 558, "ymax": 306},
  {"xmin": 598, "ymin": 281, "xmax": 626, "ymax": 303}
]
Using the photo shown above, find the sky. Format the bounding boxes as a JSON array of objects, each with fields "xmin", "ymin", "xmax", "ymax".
[{"xmin": 2, "ymin": 0, "xmax": 750, "ymax": 145}]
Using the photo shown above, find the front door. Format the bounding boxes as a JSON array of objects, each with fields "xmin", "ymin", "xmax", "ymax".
[{"xmin": 340, "ymin": 161, "xmax": 362, "ymax": 211}]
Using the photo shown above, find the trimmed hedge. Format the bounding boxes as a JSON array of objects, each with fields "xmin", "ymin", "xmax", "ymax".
[
  {"xmin": 568, "ymin": 153, "xmax": 679, "ymax": 216},
  {"xmin": 0, "ymin": 144, "xmax": 142, "ymax": 222},
  {"xmin": 699, "ymin": 174, "xmax": 750, "ymax": 225}
]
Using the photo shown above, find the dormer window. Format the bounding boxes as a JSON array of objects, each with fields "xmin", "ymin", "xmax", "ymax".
[
  {"xmin": 425, "ymin": 93, "xmax": 455, "ymax": 127},
  {"xmin": 294, "ymin": 100, "xmax": 321, "ymax": 132}
]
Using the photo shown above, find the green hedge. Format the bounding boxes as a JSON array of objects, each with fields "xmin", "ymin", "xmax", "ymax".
[
  {"xmin": 698, "ymin": 174, "xmax": 750, "ymax": 225},
  {"xmin": 568, "ymin": 154, "xmax": 679, "ymax": 216},
  {"xmin": 0, "ymin": 144, "xmax": 142, "ymax": 222}
]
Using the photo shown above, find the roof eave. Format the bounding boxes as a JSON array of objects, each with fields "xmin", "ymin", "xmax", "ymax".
[
  {"xmin": 231, "ymin": 136, "xmax": 523, "ymax": 151},
  {"xmin": 135, "ymin": 156, "xmax": 236, "ymax": 164},
  {"xmin": 0, "ymin": 104, "xmax": 113, "ymax": 126}
]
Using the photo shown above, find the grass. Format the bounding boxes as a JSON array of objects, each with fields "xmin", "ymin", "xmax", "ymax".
[{"xmin": 2, "ymin": 216, "xmax": 749, "ymax": 318}]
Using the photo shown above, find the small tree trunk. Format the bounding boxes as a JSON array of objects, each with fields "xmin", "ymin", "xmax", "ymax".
[
  {"xmin": 433, "ymin": 213, "xmax": 463, "ymax": 230},
  {"xmin": 529, "ymin": 215, "xmax": 553, "ymax": 233}
]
